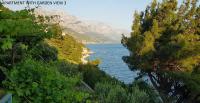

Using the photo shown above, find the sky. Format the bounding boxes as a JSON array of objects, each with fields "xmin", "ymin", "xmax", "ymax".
[
  {"xmin": 3, "ymin": 0, "xmax": 191, "ymax": 31},
  {"xmin": 66, "ymin": 0, "xmax": 152, "ymax": 30}
]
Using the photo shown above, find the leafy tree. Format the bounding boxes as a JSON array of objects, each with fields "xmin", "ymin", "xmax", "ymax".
[
  {"xmin": 0, "ymin": 4, "xmax": 54, "ymax": 82},
  {"xmin": 0, "ymin": 4, "xmax": 67, "ymax": 66},
  {"xmin": 122, "ymin": 0, "xmax": 200, "ymax": 102}
]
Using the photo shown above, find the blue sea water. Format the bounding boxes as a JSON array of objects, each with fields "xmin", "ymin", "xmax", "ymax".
[{"xmin": 87, "ymin": 44, "xmax": 138, "ymax": 84}]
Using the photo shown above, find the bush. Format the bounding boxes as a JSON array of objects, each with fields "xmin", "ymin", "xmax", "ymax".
[
  {"xmin": 95, "ymin": 82, "xmax": 113, "ymax": 102},
  {"xmin": 95, "ymin": 82, "xmax": 128, "ymax": 103},
  {"xmin": 52, "ymin": 60, "xmax": 80, "ymax": 77},
  {"xmin": 29, "ymin": 42, "xmax": 58, "ymax": 62},
  {"xmin": 106, "ymin": 85, "xmax": 128, "ymax": 103},
  {"xmin": 130, "ymin": 81, "xmax": 161, "ymax": 103},
  {"xmin": 78, "ymin": 64, "xmax": 118, "ymax": 89},
  {"xmin": 95, "ymin": 82, "xmax": 158, "ymax": 103},
  {"xmin": 128, "ymin": 86, "xmax": 150, "ymax": 103},
  {"xmin": 3, "ymin": 59, "xmax": 89, "ymax": 103}
]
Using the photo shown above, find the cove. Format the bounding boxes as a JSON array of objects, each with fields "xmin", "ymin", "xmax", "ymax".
[{"xmin": 87, "ymin": 44, "xmax": 138, "ymax": 84}]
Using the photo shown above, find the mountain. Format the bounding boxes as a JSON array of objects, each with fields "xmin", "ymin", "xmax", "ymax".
[{"xmin": 34, "ymin": 8, "xmax": 129, "ymax": 43}]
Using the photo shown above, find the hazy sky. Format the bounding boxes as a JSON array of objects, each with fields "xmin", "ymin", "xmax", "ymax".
[
  {"xmin": 66, "ymin": 0, "xmax": 152, "ymax": 30},
  {"xmin": 3, "ymin": 0, "xmax": 192, "ymax": 31}
]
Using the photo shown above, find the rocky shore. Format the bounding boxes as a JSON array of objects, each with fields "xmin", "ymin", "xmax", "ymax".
[{"xmin": 81, "ymin": 47, "xmax": 94, "ymax": 64}]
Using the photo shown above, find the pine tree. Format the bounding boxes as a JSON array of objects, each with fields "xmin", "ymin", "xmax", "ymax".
[{"xmin": 122, "ymin": 0, "xmax": 200, "ymax": 102}]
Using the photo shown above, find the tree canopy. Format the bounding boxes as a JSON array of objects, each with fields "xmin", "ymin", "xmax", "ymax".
[{"xmin": 122, "ymin": 0, "xmax": 200, "ymax": 102}]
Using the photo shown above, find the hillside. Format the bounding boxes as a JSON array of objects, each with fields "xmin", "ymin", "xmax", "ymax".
[{"xmin": 46, "ymin": 35, "xmax": 84, "ymax": 64}]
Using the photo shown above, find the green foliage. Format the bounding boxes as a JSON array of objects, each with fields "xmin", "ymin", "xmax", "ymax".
[
  {"xmin": 0, "ymin": 5, "xmax": 91, "ymax": 102},
  {"xmin": 123, "ymin": 0, "xmax": 200, "ymax": 72},
  {"xmin": 122, "ymin": 0, "xmax": 200, "ymax": 102},
  {"xmin": 106, "ymin": 85, "xmax": 128, "ymax": 103},
  {"xmin": 95, "ymin": 82, "xmax": 127, "ymax": 103},
  {"xmin": 130, "ymin": 81, "xmax": 161, "ymax": 103},
  {"xmin": 1, "ymin": 36, "xmax": 13, "ymax": 51},
  {"xmin": 53, "ymin": 60, "xmax": 80, "ymax": 77},
  {"xmin": 95, "ymin": 82, "xmax": 156, "ymax": 103},
  {"xmin": 128, "ymin": 86, "xmax": 150, "ymax": 103},
  {"xmin": 29, "ymin": 42, "xmax": 58, "ymax": 62},
  {"xmin": 47, "ymin": 35, "xmax": 84, "ymax": 64},
  {"xmin": 78, "ymin": 64, "xmax": 118, "ymax": 89},
  {"xmin": 3, "ymin": 59, "xmax": 89, "ymax": 103},
  {"xmin": 0, "ymin": 5, "xmax": 53, "ymax": 68},
  {"xmin": 0, "ymin": 3, "xmax": 167, "ymax": 103}
]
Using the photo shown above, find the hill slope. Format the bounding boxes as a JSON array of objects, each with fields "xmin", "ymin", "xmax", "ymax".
[{"xmin": 46, "ymin": 35, "xmax": 84, "ymax": 64}]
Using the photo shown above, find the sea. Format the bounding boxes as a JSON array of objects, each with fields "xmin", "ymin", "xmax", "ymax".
[{"xmin": 87, "ymin": 44, "xmax": 138, "ymax": 84}]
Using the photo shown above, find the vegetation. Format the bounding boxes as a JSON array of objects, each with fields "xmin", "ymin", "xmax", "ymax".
[
  {"xmin": 122, "ymin": 0, "xmax": 200, "ymax": 102},
  {"xmin": 78, "ymin": 64, "xmax": 119, "ymax": 89},
  {"xmin": 0, "ymin": 3, "xmax": 94, "ymax": 102},
  {"xmin": 0, "ymin": 4, "xmax": 52, "ymax": 84},
  {"xmin": 3, "ymin": 59, "xmax": 89, "ymax": 103},
  {"xmin": 94, "ymin": 81, "xmax": 161, "ymax": 103},
  {"xmin": 47, "ymin": 35, "xmax": 84, "ymax": 64},
  {"xmin": 0, "ymin": 2, "xmax": 165, "ymax": 103}
]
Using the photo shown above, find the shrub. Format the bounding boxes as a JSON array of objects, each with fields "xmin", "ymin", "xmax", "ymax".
[
  {"xmin": 3, "ymin": 59, "xmax": 89, "ymax": 103},
  {"xmin": 29, "ymin": 42, "xmax": 58, "ymax": 62},
  {"xmin": 95, "ymin": 82, "xmax": 128, "ymax": 103},
  {"xmin": 95, "ymin": 82, "xmax": 113, "ymax": 102},
  {"xmin": 106, "ymin": 85, "xmax": 128, "ymax": 103},
  {"xmin": 128, "ymin": 86, "xmax": 150, "ymax": 103},
  {"xmin": 78, "ymin": 64, "xmax": 118, "ymax": 89},
  {"xmin": 52, "ymin": 60, "xmax": 80, "ymax": 77},
  {"xmin": 95, "ymin": 82, "xmax": 159, "ymax": 103}
]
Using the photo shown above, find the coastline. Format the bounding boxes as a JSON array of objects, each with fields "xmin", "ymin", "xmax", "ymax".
[{"xmin": 81, "ymin": 47, "xmax": 94, "ymax": 64}]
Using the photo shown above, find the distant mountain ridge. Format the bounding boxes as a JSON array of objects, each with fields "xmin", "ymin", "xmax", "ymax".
[{"xmin": 34, "ymin": 8, "xmax": 129, "ymax": 43}]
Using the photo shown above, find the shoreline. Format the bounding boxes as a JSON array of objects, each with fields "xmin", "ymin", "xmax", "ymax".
[{"xmin": 81, "ymin": 47, "xmax": 94, "ymax": 64}]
